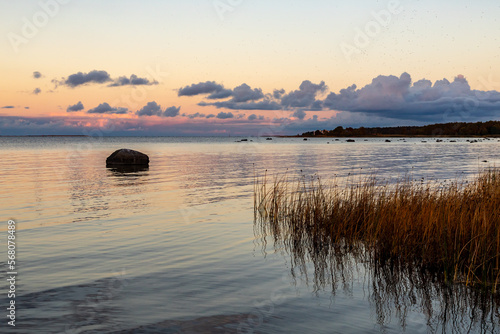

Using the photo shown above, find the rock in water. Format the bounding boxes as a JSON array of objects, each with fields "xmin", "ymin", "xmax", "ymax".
[{"xmin": 106, "ymin": 149, "xmax": 149, "ymax": 167}]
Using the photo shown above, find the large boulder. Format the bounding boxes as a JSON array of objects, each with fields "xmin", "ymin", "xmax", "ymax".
[{"xmin": 106, "ymin": 149, "xmax": 149, "ymax": 167}]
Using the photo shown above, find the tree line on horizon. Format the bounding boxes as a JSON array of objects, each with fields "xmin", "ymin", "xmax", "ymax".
[{"xmin": 300, "ymin": 120, "xmax": 500, "ymax": 137}]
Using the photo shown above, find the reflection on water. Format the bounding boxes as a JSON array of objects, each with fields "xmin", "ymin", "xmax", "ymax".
[
  {"xmin": 174, "ymin": 152, "xmax": 255, "ymax": 207},
  {"xmin": 1, "ymin": 136, "xmax": 499, "ymax": 333},
  {"xmin": 369, "ymin": 260, "xmax": 499, "ymax": 333},
  {"xmin": 256, "ymin": 219, "xmax": 500, "ymax": 333},
  {"xmin": 108, "ymin": 313, "xmax": 253, "ymax": 333},
  {"xmin": 107, "ymin": 165, "xmax": 150, "ymax": 174}
]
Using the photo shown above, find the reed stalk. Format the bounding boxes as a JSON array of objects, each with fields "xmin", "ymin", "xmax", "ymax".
[{"xmin": 255, "ymin": 169, "xmax": 500, "ymax": 291}]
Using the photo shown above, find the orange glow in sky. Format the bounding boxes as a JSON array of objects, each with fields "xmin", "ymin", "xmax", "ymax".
[{"xmin": 1, "ymin": 1, "xmax": 499, "ymax": 135}]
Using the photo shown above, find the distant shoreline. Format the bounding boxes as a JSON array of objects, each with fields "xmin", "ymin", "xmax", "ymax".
[
  {"xmin": 281, "ymin": 134, "xmax": 500, "ymax": 138},
  {"xmin": 294, "ymin": 120, "xmax": 500, "ymax": 138},
  {"xmin": 0, "ymin": 135, "xmax": 89, "ymax": 137}
]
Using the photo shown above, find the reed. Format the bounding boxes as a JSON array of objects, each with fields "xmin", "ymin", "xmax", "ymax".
[{"xmin": 254, "ymin": 169, "xmax": 500, "ymax": 292}]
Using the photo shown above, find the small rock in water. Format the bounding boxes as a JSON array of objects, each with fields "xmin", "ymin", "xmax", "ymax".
[
  {"xmin": 346, "ymin": 139, "xmax": 355, "ymax": 142},
  {"xmin": 106, "ymin": 149, "xmax": 149, "ymax": 167},
  {"xmin": 385, "ymin": 140, "xmax": 391, "ymax": 142}
]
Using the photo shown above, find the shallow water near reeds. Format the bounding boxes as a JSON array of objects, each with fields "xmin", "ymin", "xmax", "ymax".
[{"xmin": 0, "ymin": 136, "xmax": 499, "ymax": 333}]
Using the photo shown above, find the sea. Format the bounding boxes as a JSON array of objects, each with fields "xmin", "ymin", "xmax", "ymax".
[{"xmin": 0, "ymin": 136, "xmax": 499, "ymax": 333}]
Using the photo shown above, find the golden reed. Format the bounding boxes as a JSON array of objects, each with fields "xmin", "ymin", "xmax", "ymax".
[{"xmin": 254, "ymin": 169, "xmax": 500, "ymax": 292}]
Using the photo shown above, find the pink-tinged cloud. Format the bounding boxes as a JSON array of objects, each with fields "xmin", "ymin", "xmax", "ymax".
[
  {"xmin": 4, "ymin": 73, "xmax": 500, "ymax": 136},
  {"xmin": 180, "ymin": 74, "xmax": 500, "ymax": 123},
  {"xmin": 0, "ymin": 114, "xmax": 284, "ymax": 136},
  {"xmin": 323, "ymin": 73, "xmax": 500, "ymax": 122}
]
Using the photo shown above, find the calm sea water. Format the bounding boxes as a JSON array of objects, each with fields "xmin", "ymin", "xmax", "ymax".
[{"xmin": 0, "ymin": 136, "xmax": 499, "ymax": 333}]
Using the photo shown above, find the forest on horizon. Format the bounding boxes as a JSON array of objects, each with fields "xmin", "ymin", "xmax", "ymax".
[{"xmin": 299, "ymin": 120, "xmax": 500, "ymax": 137}]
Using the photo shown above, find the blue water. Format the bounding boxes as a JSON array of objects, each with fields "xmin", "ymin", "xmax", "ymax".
[{"xmin": 0, "ymin": 136, "xmax": 498, "ymax": 333}]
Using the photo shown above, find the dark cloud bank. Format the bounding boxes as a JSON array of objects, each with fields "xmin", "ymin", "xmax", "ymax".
[
  {"xmin": 179, "ymin": 73, "xmax": 500, "ymax": 124},
  {"xmin": 2, "ymin": 73, "xmax": 499, "ymax": 136},
  {"xmin": 322, "ymin": 73, "xmax": 500, "ymax": 122}
]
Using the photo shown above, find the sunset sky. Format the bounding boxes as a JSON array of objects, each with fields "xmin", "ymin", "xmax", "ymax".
[{"xmin": 1, "ymin": 0, "xmax": 499, "ymax": 136}]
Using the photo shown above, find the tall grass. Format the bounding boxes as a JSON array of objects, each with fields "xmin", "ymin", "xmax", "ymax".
[{"xmin": 254, "ymin": 169, "xmax": 500, "ymax": 292}]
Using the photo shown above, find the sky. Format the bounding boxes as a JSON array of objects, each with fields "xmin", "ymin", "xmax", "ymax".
[{"xmin": 0, "ymin": 0, "xmax": 499, "ymax": 136}]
